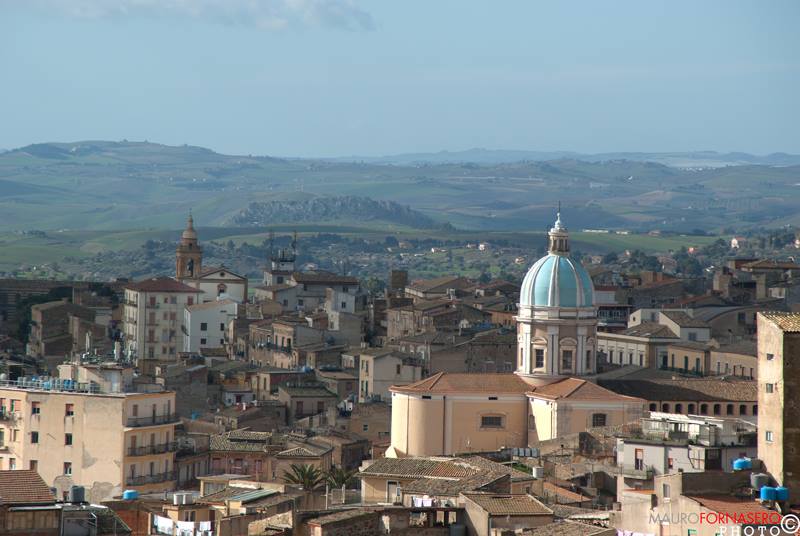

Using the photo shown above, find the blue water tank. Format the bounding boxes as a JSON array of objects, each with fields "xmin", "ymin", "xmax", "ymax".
[
  {"xmin": 122, "ymin": 490, "xmax": 139, "ymax": 500},
  {"xmin": 760, "ymin": 486, "xmax": 777, "ymax": 501},
  {"xmin": 775, "ymin": 487, "xmax": 789, "ymax": 501},
  {"xmin": 733, "ymin": 458, "xmax": 752, "ymax": 471}
]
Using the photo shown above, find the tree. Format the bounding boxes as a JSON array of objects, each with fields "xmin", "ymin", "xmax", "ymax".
[
  {"xmin": 283, "ymin": 464, "xmax": 325, "ymax": 491},
  {"xmin": 326, "ymin": 466, "xmax": 356, "ymax": 489}
]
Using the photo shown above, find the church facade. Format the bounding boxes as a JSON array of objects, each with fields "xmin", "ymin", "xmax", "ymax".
[
  {"xmin": 388, "ymin": 214, "xmax": 644, "ymax": 457},
  {"xmin": 175, "ymin": 215, "xmax": 248, "ymax": 303}
]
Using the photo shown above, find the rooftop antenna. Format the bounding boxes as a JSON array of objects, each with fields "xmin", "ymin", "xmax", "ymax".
[{"xmin": 292, "ymin": 231, "xmax": 298, "ymax": 255}]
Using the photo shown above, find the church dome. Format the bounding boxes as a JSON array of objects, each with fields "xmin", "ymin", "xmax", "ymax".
[{"xmin": 519, "ymin": 213, "xmax": 594, "ymax": 308}]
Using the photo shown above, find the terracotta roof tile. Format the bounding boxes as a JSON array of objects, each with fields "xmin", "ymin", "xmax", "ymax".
[
  {"xmin": 390, "ymin": 372, "xmax": 531, "ymax": 394},
  {"xmin": 685, "ymin": 494, "xmax": 774, "ymax": 516},
  {"xmin": 125, "ymin": 277, "xmax": 202, "ymax": 293},
  {"xmin": 760, "ymin": 311, "xmax": 800, "ymax": 332},
  {"xmin": 0, "ymin": 470, "xmax": 55, "ymax": 505},
  {"xmin": 463, "ymin": 493, "xmax": 552, "ymax": 515},
  {"xmin": 531, "ymin": 378, "xmax": 643, "ymax": 403},
  {"xmin": 599, "ymin": 377, "xmax": 757, "ymax": 402},
  {"xmin": 542, "ymin": 482, "xmax": 589, "ymax": 504}
]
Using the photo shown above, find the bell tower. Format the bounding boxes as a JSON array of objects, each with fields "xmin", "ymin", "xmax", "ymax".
[{"xmin": 176, "ymin": 214, "xmax": 203, "ymax": 280}]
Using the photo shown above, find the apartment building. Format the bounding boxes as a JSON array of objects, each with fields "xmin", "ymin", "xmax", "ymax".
[
  {"xmin": 182, "ymin": 298, "xmax": 238, "ymax": 353},
  {"xmin": 0, "ymin": 376, "xmax": 178, "ymax": 502},
  {"xmin": 757, "ymin": 312, "xmax": 800, "ymax": 503},
  {"xmin": 122, "ymin": 277, "xmax": 202, "ymax": 376}
]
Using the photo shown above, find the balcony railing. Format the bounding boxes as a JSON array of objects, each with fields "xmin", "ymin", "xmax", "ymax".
[
  {"xmin": 126, "ymin": 413, "xmax": 179, "ymax": 427},
  {"xmin": 618, "ymin": 463, "xmax": 654, "ymax": 479},
  {"xmin": 126, "ymin": 471, "xmax": 177, "ymax": 486},
  {"xmin": 127, "ymin": 441, "xmax": 178, "ymax": 457},
  {"xmin": 0, "ymin": 409, "xmax": 17, "ymax": 421}
]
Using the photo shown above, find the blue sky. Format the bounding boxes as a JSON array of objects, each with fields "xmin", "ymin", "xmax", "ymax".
[{"xmin": 1, "ymin": 0, "xmax": 798, "ymax": 156}]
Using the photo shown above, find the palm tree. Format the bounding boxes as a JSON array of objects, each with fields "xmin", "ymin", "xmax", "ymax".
[
  {"xmin": 282, "ymin": 464, "xmax": 325, "ymax": 491},
  {"xmin": 326, "ymin": 466, "xmax": 356, "ymax": 489}
]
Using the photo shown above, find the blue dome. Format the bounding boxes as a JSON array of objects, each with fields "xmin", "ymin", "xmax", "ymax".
[{"xmin": 520, "ymin": 254, "xmax": 594, "ymax": 308}]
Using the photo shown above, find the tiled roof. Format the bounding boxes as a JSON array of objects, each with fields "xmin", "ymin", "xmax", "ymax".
[
  {"xmin": 390, "ymin": 372, "xmax": 531, "ymax": 394},
  {"xmin": 307, "ymin": 509, "xmax": 379, "ymax": 526},
  {"xmin": 292, "ymin": 271, "xmax": 359, "ymax": 285},
  {"xmin": 277, "ymin": 444, "xmax": 331, "ymax": 458},
  {"xmin": 662, "ymin": 311, "xmax": 710, "ymax": 328},
  {"xmin": 463, "ymin": 493, "xmax": 552, "ymax": 515},
  {"xmin": 522, "ymin": 520, "xmax": 611, "ymax": 536},
  {"xmin": 407, "ymin": 276, "xmax": 472, "ymax": 292},
  {"xmin": 620, "ymin": 323, "xmax": 678, "ymax": 338},
  {"xmin": 199, "ymin": 266, "xmax": 246, "ymax": 279},
  {"xmin": 686, "ymin": 494, "xmax": 774, "ymax": 516},
  {"xmin": 713, "ymin": 341, "xmax": 757, "ymax": 357},
  {"xmin": 210, "ymin": 430, "xmax": 273, "ymax": 452},
  {"xmin": 741, "ymin": 259, "xmax": 800, "ymax": 270},
  {"xmin": 760, "ymin": 311, "xmax": 800, "ymax": 332},
  {"xmin": 279, "ymin": 385, "xmax": 337, "ymax": 398},
  {"xmin": 600, "ymin": 377, "xmax": 757, "ymax": 402},
  {"xmin": 186, "ymin": 298, "xmax": 237, "ymax": 311},
  {"xmin": 125, "ymin": 277, "xmax": 202, "ymax": 293},
  {"xmin": 0, "ymin": 470, "xmax": 55, "ymax": 505},
  {"xmin": 359, "ymin": 457, "xmax": 476, "ymax": 480},
  {"xmin": 531, "ymin": 378, "xmax": 642, "ymax": 403},
  {"xmin": 665, "ymin": 341, "xmax": 714, "ymax": 352},
  {"xmin": 542, "ymin": 482, "xmax": 589, "ymax": 504}
]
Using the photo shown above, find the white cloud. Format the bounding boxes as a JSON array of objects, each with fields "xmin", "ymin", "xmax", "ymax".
[{"xmin": 8, "ymin": 0, "xmax": 374, "ymax": 31}]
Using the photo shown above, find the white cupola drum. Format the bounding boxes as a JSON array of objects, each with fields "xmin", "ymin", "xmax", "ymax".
[{"xmin": 515, "ymin": 212, "xmax": 598, "ymax": 383}]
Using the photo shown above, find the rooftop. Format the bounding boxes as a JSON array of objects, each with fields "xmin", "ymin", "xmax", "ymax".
[
  {"xmin": 186, "ymin": 298, "xmax": 237, "ymax": 311},
  {"xmin": 685, "ymin": 494, "xmax": 774, "ymax": 516},
  {"xmin": 0, "ymin": 470, "xmax": 55, "ymax": 505},
  {"xmin": 292, "ymin": 271, "xmax": 359, "ymax": 285},
  {"xmin": 600, "ymin": 377, "xmax": 758, "ymax": 402},
  {"xmin": 125, "ymin": 277, "xmax": 202, "ymax": 293},
  {"xmin": 620, "ymin": 323, "xmax": 678, "ymax": 339},
  {"xmin": 522, "ymin": 520, "xmax": 610, "ymax": 536},
  {"xmin": 661, "ymin": 311, "xmax": 710, "ymax": 328},
  {"xmin": 307, "ymin": 509, "xmax": 378, "ymax": 526},
  {"xmin": 279, "ymin": 385, "xmax": 337, "ymax": 398},
  {"xmin": 391, "ymin": 372, "xmax": 531, "ymax": 395},
  {"xmin": 760, "ymin": 311, "xmax": 800, "ymax": 332},
  {"xmin": 463, "ymin": 493, "xmax": 552, "ymax": 516},
  {"xmin": 531, "ymin": 378, "xmax": 642, "ymax": 403}
]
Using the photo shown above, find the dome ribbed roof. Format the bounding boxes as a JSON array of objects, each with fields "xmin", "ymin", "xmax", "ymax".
[{"xmin": 520, "ymin": 253, "xmax": 594, "ymax": 308}]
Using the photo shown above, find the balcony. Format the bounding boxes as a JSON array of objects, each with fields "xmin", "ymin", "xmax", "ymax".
[
  {"xmin": 126, "ymin": 413, "xmax": 179, "ymax": 427},
  {"xmin": 126, "ymin": 471, "xmax": 177, "ymax": 486},
  {"xmin": 0, "ymin": 409, "xmax": 17, "ymax": 422},
  {"xmin": 127, "ymin": 441, "xmax": 178, "ymax": 457},
  {"xmin": 618, "ymin": 463, "xmax": 654, "ymax": 479},
  {"xmin": 145, "ymin": 303, "xmax": 160, "ymax": 309}
]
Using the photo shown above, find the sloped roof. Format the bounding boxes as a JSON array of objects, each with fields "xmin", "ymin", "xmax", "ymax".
[
  {"xmin": 407, "ymin": 275, "xmax": 473, "ymax": 293},
  {"xmin": 686, "ymin": 494, "xmax": 774, "ymax": 516},
  {"xmin": 542, "ymin": 482, "xmax": 589, "ymax": 504},
  {"xmin": 661, "ymin": 311, "xmax": 710, "ymax": 328},
  {"xmin": 522, "ymin": 520, "xmax": 611, "ymax": 536},
  {"xmin": 600, "ymin": 377, "xmax": 757, "ymax": 402},
  {"xmin": 0, "ymin": 470, "xmax": 55, "ymax": 505},
  {"xmin": 199, "ymin": 266, "xmax": 246, "ymax": 280},
  {"xmin": 292, "ymin": 271, "xmax": 359, "ymax": 285},
  {"xmin": 186, "ymin": 298, "xmax": 237, "ymax": 311},
  {"xmin": 391, "ymin": 372, "xmax": 531, "ymax": 395},
  {"xmin": 760, "ymin": 311, "xmax": 800, "ymax": 332},
  {"xmin": 125, "ymin": 277, "xmax": 202, "ymax": 293},
  {"xmin": 620, "ymin": 323, "xmax": 678, "ymax": 338},
  {"xmin": 463, "ymin": 493, "xmax": 552, "ymax": 515},
  {"xmin": 530, "ymin": 378, "xmax": 643, "ymax": 403}
]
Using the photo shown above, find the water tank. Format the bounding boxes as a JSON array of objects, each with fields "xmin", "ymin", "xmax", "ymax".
[
  {"xmin": 760, "ymin": 486, "xmax": 777, "ymax": 501},
  {"xmin": 532, "ymin": 467, "xmax": 545, "ymax": 479},
  {"xmin": 449, "ymin": 524, "xmax": 466, "ymax": 536},
  {"xmin": 70, "ymin": 486, "xmax": 86, "ymax": 503},
  {"xmin": 751, "ymin": 473, "xmax": 770, "ymax": 490},
  {"xmin": 122, "ymin": 490, "xmax": 139, "ymax": 500},
  {"xmin": 733, "ymin": 458, "xmax": 752, "ymax": 471},
  {"xmin": 775, "ymin": 487, "xmax": 789, "ymax": 502}
]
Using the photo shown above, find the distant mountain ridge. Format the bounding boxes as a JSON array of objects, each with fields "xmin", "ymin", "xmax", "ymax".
[{"xmin": 324, "ymin": 148, "xmax": 800, "ymax": 167}]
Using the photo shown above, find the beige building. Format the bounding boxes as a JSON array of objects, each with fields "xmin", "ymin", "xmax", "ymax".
[
  {"xmin": 389, "ymin": 372, "xmax": 643, "ymax": 456},
  {"xmin": 0, "ymin": 378, "xmax": 177, "ymax": 502},
  {"xmin": 757, "ymin": 312, "xmax": 800, "ymax": 502},
  {"xmin": 358, "ymin": 348, "xmax": 422, "ymax": 403},
  {"xmin": 389, "ymin": 214, "xmax": 644, "ymax": 456},
  {"xmin": 122, "ymin": 277, "xmax": 202, "ymax": 376}
]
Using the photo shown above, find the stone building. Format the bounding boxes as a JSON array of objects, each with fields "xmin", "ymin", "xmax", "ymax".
[{"xmin": 757, "ymin": 312, "xmax": 800, "ymax": 504}]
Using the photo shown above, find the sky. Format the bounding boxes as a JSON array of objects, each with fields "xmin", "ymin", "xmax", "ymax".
[{"xmin": 1, "ymin": 0, "xmax": 798, "ymax": 157}]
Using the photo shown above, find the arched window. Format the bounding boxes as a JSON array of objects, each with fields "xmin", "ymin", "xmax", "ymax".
[
  {"xmin": 688, "ymin": 403, "xmax": 696, "ymax": 414},
  {"xmin": 726, "ymin": 404, "xmax": 734, "ymax": 415},
  {"xmin": 217, "ymin": 283, "xmax": 227, "ymax": 296},
  {"xmin": 675, "ymin": 404, "xmax": 683, "ymax": 413},
  {"xmin": 740, "ymin": 405, "xmax": 747, "ymax": 415},
  {"xmin": 752, "ymin": 405, "xmax": 758, "ymax": 415},
  {"xmin": 661, "ymin": 403, "xmax": 671, "ymax": 412},
  {"xmin": 700, "ymin": 404, "xmax": 708, "ymax": 415},
  {"xmin": 649, "ymin": 403, "xmax": 657, "ymax": 412},
  {"xmin": 713, "ymin": 404, "xmax": 721, "ymax": 415}
]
